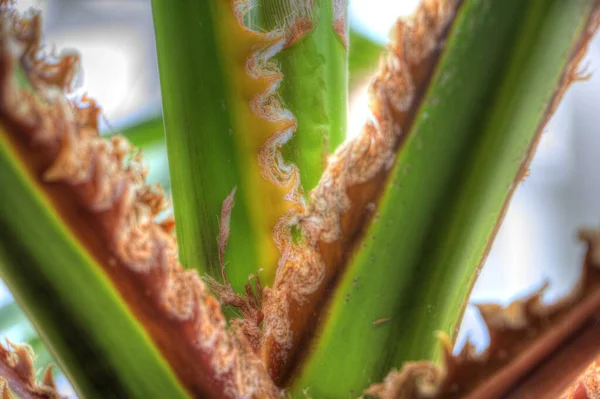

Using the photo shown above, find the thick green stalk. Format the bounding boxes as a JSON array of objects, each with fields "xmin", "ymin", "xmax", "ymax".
[
  {"xmin": 0, "ymin": 132, "xmax": 189, "ymax": 398},
  {"xmin": 152, "ymin": 1, "xmax": 255, "ymax": 291},
  {"xmin": 152, "ymin": 0, "xmax": 348, "ymax": 290},
  {"xmin": 289, "ymin": 0, "xmax": 597, "ymax": 396},
  {"xmin": 117, "ymin": 28, "xmax": 372, "ymax": 154},
  {"xmin": 250, "ymin": 0, "xmax": 349, "ymax": 189},
  {"xmin": 115, "ymin": 26, "xmax": 375, "ymax": 196},
  {"xmin": 114, "ymin": 24, "xmax": 373, "ymax": 197}
]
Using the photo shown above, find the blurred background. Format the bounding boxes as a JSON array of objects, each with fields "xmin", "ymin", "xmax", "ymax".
[{"xmin": 4, "ymin": 1, "xmax": 600, "ymax": 396}]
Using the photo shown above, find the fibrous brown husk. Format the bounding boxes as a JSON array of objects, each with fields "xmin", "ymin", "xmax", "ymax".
[
  {"xmin": 0, "ymin": 341, "xmax": 62, "ymax": 399},
  {"xmin": 562, "ymin": 360, "xmax": 600, "ymax": 399}
]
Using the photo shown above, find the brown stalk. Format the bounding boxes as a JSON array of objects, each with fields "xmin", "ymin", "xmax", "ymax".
[
  {"xmin": 0, "ymin": 4, "xmax": 278, "ymax": 399},
  {"xmin": 0, "ymin": 342, "xmax": 62, "ymax": 399}
]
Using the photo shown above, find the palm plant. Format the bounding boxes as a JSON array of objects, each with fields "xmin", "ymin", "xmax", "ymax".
[{"xmin": 0, "ymin": 0, "xmax": 600, "ymax": 397}]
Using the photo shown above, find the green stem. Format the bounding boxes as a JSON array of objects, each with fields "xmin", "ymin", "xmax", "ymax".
[
  {"xmin": 151, "ymin": 0, "xmax": 348, "ymax": 289},
  {"xmin": 0, "ymin": 132, "xmax": 189, "ymax": 399},
  {"xmin": 272, "ymin": 0, "xmax": 349, "ymax": 190},
  {"xmin": 152, "ymin": 1, "xmax": 255, "ymax": 291},
  {"xmin": 291, "ymin": 0, "xmax": 597, "ymax": 396}
]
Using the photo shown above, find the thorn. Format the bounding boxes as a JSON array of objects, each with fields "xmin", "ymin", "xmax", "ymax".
[
  {"xmin": 9, "ymin": 343, "xmax": 35, "ymax": 383},
  {"xmin": 42, "ymin": 365, "xmax": 57, "ymax": 389},
  {"xmin": 572, "ymin": 61, "xmax": 593, "ymax": 83},
  {"xmin": 0, "ymin": 379, "xmax": 12, "ymax": 399},
  {"xmin": 519, "ymin": 167, "xmax": 530, "ymax": 183}
]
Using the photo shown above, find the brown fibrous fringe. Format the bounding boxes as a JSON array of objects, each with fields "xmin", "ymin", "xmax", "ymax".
[
  {"xmin": 0, "ymin": 379, "xmax": 9, "ymax": 399},
  {"xmin": 0, "ymin": 4, "xmax": 279, "ymax": 398},
  {"xmin": 228, "ymin": 0, "xmax": 326, "ymax": 379},
  {"xmin": 367, "ymin": 231, "xmax": 600, "ymax": 399},
  {"xmin": 0, "ymin": 341, "xmax": 62, "ymax": 399},
  {"xmin": 234, "ymin": 1, "xmax": 320, "ymax": 301},
  {"xmin": 561, "ymin": 360, "xmax": 600, "ymax": 399},
  {"xmin": 261, "ymin": 0, "xmax": 461, "ymax": 382},
  {"xmin": 233, "ymin": 0, "xmax": 315, "ymax": 216},
  {"xmin": 206, "ymin": 188, "xmax": 265, "ymax": 352},
  {"xmin": 333, "ymin": 0, "xmax": 348, "ymax": 47}
]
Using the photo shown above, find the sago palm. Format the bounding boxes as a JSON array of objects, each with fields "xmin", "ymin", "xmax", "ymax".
[{"xmin": 0, "ymin": 0, "xmax": 600, "ymax": 397}]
